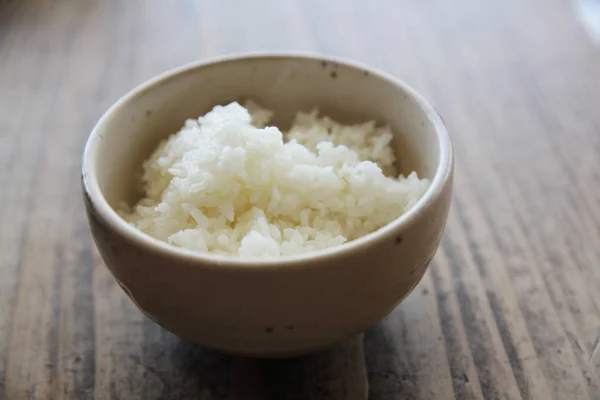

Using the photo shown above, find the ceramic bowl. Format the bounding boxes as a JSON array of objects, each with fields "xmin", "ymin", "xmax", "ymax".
[{"xmin": 81, "ymin": 53, "xmax": 453, "ymax": 357}]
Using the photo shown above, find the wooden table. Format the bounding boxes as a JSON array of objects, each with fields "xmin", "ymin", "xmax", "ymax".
[{"xmin": 2, "ymin": 0, "xmax": 600, "ymax": 398}]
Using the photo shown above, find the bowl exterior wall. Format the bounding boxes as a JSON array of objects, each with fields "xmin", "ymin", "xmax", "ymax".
[{"xmin": 83, "ymin": 171, "xmax": 452, "ymax": 357}]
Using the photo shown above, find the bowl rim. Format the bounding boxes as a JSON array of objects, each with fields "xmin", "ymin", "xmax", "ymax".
[{"xmin": 82, "ymin": 51, "xmax": 453, "ymax": 269}]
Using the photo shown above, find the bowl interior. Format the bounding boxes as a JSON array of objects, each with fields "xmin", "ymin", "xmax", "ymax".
[{"xmin": 88, "ymin": 55, "xmax": 442, "ymax": 210}]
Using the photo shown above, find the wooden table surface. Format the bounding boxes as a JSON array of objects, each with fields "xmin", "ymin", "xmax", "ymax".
[{"xmin": 2, "ymin": 0, "xmax": 600, "ymax": 399}]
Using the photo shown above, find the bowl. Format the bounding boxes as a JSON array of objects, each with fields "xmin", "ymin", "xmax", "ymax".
[{"xmin": 81, "ymin": 53, "xmax": 453, "ymax": 357}]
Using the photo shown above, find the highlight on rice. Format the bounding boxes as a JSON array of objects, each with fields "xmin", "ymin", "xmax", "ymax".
[{"xmin": 120, "ymin": 101, "xmax": 430, "ymax": 258}]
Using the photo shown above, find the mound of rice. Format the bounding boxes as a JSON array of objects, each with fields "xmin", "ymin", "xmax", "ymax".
[{"xmin": 121, "ymin": 102, "xmax": 429, "ymax": 258}]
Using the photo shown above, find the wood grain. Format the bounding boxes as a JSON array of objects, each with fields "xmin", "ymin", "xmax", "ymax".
[{"xmin": 1, "ymin": 0, "xmax": 600, "ymax": 398}]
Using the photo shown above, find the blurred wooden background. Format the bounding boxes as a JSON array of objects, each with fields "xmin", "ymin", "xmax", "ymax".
[{"xmin": 1, "ymin": 0, "xmax": 600, "ymax": 399}]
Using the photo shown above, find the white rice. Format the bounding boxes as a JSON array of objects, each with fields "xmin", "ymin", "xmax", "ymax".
[{"xmin": 121, "ymin": 101, "xmax": 429, "ymax": 258}]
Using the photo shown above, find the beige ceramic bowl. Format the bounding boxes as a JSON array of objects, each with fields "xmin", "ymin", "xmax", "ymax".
[{"xmin": 81, "ymin": 53, "xmax": 453, "ymax": 357}]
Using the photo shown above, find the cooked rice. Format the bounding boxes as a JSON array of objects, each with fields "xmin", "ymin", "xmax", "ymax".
[{"xmin": 120, "ymin": 102, "xmax": 429, "ymax": 258}]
